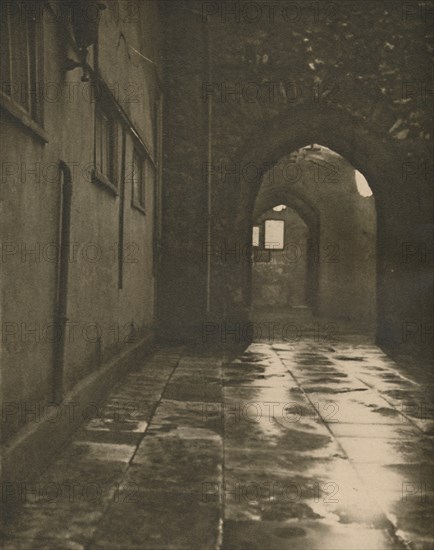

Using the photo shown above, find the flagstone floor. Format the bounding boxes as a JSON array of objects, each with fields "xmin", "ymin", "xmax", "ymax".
[{"xmin": 2, "ymin": 339, "xmax": 433, "ymax": 549}]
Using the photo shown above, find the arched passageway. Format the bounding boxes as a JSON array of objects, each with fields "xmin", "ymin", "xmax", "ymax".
[
  {"xmin": 248, "ymin": 145, "xmax": 377, "ymax": 336},
  {"xmin": 219, "ymin": 107, "xmax": 422, "ymax": 352}
]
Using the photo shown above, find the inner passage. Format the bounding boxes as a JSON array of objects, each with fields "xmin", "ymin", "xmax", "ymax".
[
  {"xmin": 249, "ymin": 145, "xmax": 377, "ymax": 334},
  {"xmin": 252, "ymin": 206, "xmax": 309, "ymax": 311}
]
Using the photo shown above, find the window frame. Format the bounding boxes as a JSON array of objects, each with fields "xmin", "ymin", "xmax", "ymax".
[
  {"xmin": 92, "ymin": 100, "xmax": 119, "ymax": 195},
  {"xmin": 131, "ymin": 147, "xmax": 147, "ymax": 214},
  {"xmin": 264, "ymin": 219, "xmax": 285, "ymax": 250},
  {"xmin": 252, "ymin": 225, "xmax": 260, "ymax": 248},
  {"xmin": 0, "ymin": 0, "xmax": 46, "ymax": 140}
]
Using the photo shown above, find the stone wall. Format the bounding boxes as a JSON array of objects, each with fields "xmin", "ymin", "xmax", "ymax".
[
  {"xmin": 1, "ymin": 0, "xmax": 163, "ymax": 443},
  {"xmin": 159, "ymin": 0, "xmax": 433, "ymax": 359}
]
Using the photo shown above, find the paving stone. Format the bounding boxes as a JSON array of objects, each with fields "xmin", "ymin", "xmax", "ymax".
[
  {"xmin": 338, "ymin": 436, "xmax": 434, "ymax": 464},
  {"xmin": 222, "ymin": 519, "xmax": 405, "ymax": 550},
  {"xmin": 70, "ymin": 441, "xmax": 137, "ymax": 464},
  {"xmin": 163, "ymin": 382, "xmax": 223, "ymax": 403},
  {"xmin": 151, "ymin": 399, "xmax": 224, "ymax": 434},
  {"xmin": 328, "ymin": 422, "xmax": 421, "ymax": 439},
  {"xmin": 131, "ymin": 434, "xmax": 222, "ymax": 487},
  {"xmin": 90, "ymin": 489, "xmax": 221, "ymax": 550},
  {"xmin": 3, "ymin": 342, "xmax": 432, "ymax": 550}
]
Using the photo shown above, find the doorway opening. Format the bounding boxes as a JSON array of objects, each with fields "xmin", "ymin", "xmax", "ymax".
[{"xmin": 249, "ymin": 145, "xmax": 377, "ymax": 337}]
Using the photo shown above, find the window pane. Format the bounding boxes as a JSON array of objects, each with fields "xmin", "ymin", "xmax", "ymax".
[
  {"xmin": 142, "ymin": 160, "xmax": 153, "ymax": 208},
  {"xmin": 109, "ymin": 121, "xmax": 116, "ymax": 182},
  {"xmin": 252, "ymin": 226, "xmax": 259, "ymax": 247},
  {"xmin": 133, "ymin": 150, "xmax": 143, "ymax": 205},
  {"xmin": 138, "ymin": 157, "xmax": 143, "ymax": 205},
  {"xmin": 132, "ymin": 152, "xmax": 138, "ymax": 199},
  {"xmin": 94, "ymin": 104, "xmax": 118, "ymax": 186},
  {"xmin": 1, "ymin": 12, "xmax": 11, "ymax": 89},
  {"xmin": 95, "ymin": 111, "xmax": 101, "ymax": 171},
  {"xmin": 264, "ymin": 220, "xmax": 284, "ymax": 249},
  {"xmin": 28, "ymin": 17, "xmax": 38, "ymax": 120},
  {"xmin": 101, "ymin": 114, "xmax": 109, "ymax": 176},
  {"xmin": 10, "ymin": 10, "xmax": 30, "ymax": 110},
  {"xmin": 2, "ymin": 6, "xmax": 41, "ymax": 122}
]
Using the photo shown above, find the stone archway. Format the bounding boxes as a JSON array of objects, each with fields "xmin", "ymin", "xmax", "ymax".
[
  {"xmin": 232, "ymin": 106, "xmax": 398, "ymax": 219},
  {"xmin": 221, "ymin": 105, "xmax": 406, "ymax": 347}
]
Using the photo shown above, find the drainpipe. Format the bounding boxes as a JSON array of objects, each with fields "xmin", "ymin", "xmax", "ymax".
[
  {"xmin": 206, "ymin": 25, "xmax": 213, "ymax": 315},
  {"xmin": 53, "ymin": 163, "xmax": 72, "ymax": 403}
]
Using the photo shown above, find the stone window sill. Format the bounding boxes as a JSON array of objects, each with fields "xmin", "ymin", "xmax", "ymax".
[
  {"xmin": 131, "ymin": 201, "xmax": 146, "ymax": 215},
  {"xmin": 0, "ymin": 91, "xmax": 48, "ymax": 143},
  {"xmin": 92, "ymin": 169, "xmax": 119, "ymax": 196}
]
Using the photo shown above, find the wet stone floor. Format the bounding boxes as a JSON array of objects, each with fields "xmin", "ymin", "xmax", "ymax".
[{"xmin": 2, "ymin": 340, "xmax": 434, "ymax": 549}]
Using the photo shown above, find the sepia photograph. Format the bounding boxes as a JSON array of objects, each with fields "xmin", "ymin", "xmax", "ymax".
[{"xmin": 0, "ymin": 1, "xmax": 433, "ymax": 548}]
